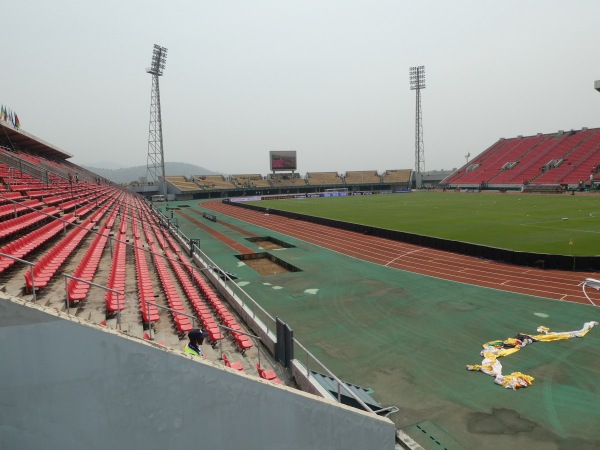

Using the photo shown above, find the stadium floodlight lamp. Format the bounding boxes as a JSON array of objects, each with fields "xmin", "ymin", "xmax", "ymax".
[
  {"xmin": 409, "ymin": 66, "xmax": 426, "ymax": 90},
  {"xmin": 147, "ymin": 44, "xmax": 168, "ymax": 76},
  {"xmin": 579, "ymin": 278, "xmax": 600, "ymax": 306},
  {"xmin": 595, "ymin": 80, "xmax": 600, "ymax": 93}
]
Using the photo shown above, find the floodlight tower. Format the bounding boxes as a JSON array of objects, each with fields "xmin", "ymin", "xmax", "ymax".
[
  {"xmin": 146, "ymin": 44, "xmax": 168, "ymax": 196},
  {"xmin": 410, "ymin": 65, "xmax": 425, "ymax": 189}
]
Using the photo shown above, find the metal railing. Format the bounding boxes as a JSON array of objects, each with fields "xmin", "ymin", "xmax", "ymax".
[
  {"xmin": 159, "ymin": 211, "xmax": 384, "ymax": 417},
  {"xmin": 62, "ymin": 274, "xmax": 123, "ymax": 328},
  {"xmin": 0, "ymin": 252, "xmax": 36, "ymax": 302},
  {"xmin": 143, "ymin": 300, "xmax": 264, "ymax": 367}
]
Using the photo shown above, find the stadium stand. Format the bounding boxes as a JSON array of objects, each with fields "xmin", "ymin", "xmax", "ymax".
[
  {"xmin": 0, "ymin": 121, "xmax": 402, "ymax": 450},
  {"xmin": 382, "ymin": 169, "xmax": 412, "ymax": 184},
  {"xmin": 306, "ymin": 171, "xmax": 344, "ymax": 185},
  {"xmin": 445, "ymin": 127, "xmax": 600, "ymax": 189},
  {"xmin": 269, "ymin": 172, "xmax": 306, "ymax": 186},
  {"xmin": 490, "ymin": 130, "xmax": 592, "ymax": 184},
  {"xmin": 344, "ymin": 170, "xmax": 381, "ymax": 184},
  {"xmin": 194, "ymin": 175, "xmax": 236, "ymax": 189},
  {"xmin": 165, "ymin": 175, "xmax": 202, "ymax": 191},
  {"xmin": 534, "ymin": 129, "xmax": 600, "ymax": 185},
  {"xmin": 231, "ymin": 174, "xmax": 272, "ymax": 188}
]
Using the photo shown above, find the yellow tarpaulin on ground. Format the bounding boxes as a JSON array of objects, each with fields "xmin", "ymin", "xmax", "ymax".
[{"xmin": 467, "ymin": 321, "xmax": 598, "ymax": 390}]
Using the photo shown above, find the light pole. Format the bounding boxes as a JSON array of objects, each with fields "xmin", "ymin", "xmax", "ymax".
[
  {"xmin": 146, "ymin": 44, "xmax": 168, "ymax": 197},
  {"xmin": 410, "ymin": 66, "xmax": 425, "ymax": 189}
]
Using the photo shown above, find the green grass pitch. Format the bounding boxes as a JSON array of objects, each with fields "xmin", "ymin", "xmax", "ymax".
[{"xmin": 248, "ymin": 191, "xmax": 600, "ymax": 256}]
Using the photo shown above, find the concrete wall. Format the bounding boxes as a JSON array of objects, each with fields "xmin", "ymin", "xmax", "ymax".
[{"xmin": 0, "ymin": 295, "xmax": 395, "ymax": 450}]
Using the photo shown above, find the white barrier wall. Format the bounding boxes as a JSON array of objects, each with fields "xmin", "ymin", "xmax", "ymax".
[{"xmin": 0, "ymin": 295, "xmax": 395, "ymax": 450}]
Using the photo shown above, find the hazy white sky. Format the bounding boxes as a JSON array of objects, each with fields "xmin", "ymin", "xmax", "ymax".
[{"xmin": 3, "ymin": 1, "xmax": 600, "ymax": 174}]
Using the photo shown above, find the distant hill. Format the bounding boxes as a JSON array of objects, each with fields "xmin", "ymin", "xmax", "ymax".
[{"xmin": 81, "ymin": 162, "xmax": 220, "ymax": 184}]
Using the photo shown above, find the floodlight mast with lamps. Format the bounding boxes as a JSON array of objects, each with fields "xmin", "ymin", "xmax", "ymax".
[
  {"xmin": 146, "ymin": 44, "xmax": 168, "ymax": 196},
  {"xmin": 410, "ymin": 66, "xmax": 425, "ymax": 189}
]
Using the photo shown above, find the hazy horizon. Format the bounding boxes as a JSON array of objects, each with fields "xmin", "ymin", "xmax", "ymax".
[{"xmin": 4, "ymin": 1, "xmax": 600, "ymax": 174}]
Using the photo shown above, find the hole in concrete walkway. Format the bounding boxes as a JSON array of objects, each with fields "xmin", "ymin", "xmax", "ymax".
[{"xmin": 236, "ymin": 252, "xmax": 301, "ymax": 276}]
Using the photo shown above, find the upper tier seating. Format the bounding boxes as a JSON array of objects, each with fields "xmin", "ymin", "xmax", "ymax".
[
  {"xmin": 194, "ymin": 175, "xmax": 236, "ymax": 190},
  {"xmin": 445, "ymin": 128, "xmax": 600, "ymax": 188},
  {"xmin": 490, "ymin": 130, "xmax": 592, "ymax": 184},
  {"xmin": 165, "ymin": 176, "xmax": 201, "ymax": 192},
  {"xmin": 306, "ymin": 172, "xmax": 344, "ymax": 185},
  {"xmin": 455, "ymin": 135, "xmax": 546, "ymax": 185},
  {"xmin": 269, "ymin": 173, "xmax": 306, "ymax": 186},
  {"xmin": 231, "ymin": 174, "xmax": 272, "ymax": 188},
  {"xmin": 382, "ymin": 169, "xmax": 412, "ymax": 184},
  {"xmin": 534, "ymin": 129, "xmax": 600, "ymax": 185},
  {"xmin": 344, "ymin": 171, "xmax": 381, "ymax": 184}
]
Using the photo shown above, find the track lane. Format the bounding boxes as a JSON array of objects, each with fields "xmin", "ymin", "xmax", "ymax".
[{"xmin": 202, "ymin": 201, "xmax": 600, "ymax": 305}]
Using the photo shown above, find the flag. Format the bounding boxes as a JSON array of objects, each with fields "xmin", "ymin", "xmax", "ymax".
[
  {"xmin": 569, "ymin": 239, "xmax": 573, "ymax": 248},
  {"xmin": 14, "ymin": 113, "xmax": 20, "ymax": 129},
  {"xmin": 1, "ymin": 105, "xmax": 5, "ymax": 121}
]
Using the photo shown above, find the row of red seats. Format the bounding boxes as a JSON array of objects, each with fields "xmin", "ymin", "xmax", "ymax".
[
  {"xmin": 0, "ymin": 191, "xmax": 26, "ymax": 204},
  {"xmin": 163, "ymin": 248, "xmax": 224, "ymax": 346},
  {"xmin": 148, "ymin": 243, "xmax": 193, "ymax": 335},
  {"xmin": 0, "ymin": 206, "xmax": 59, "ymax": 240},
  {"xmin": 0, "ymin": 214, "xmax": 75, "ymax": 273},
  {"xmin": 0, "ymin": 199, "xmax": 43, "ymax": 221},
  {"xmin": 256, "ymin": 363, "xmax": 283, "ymax": 384},
  {"xmin": 185, "ymin": 260, "xmax": 253, "ymax": 354},
  {"xmin": 67, "ymin": 229, "xmax": 110, "ymax": 303},
  {"xmin": 133, "ymin": 235, "xmax": 159, "ymax": 324},
  {"xmin": 24, "ymin": 219, "xmax": 93, "ymax": 290},
  {"xmin": 105, "ymin": 216, "xmax": 128, "ymax": 313}
]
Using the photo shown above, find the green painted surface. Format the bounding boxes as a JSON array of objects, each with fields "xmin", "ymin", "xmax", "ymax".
[
  {"xmin": 246, "ymin": 192, "xmax": 600, "ymax": 255},
  {"xmin": 160, "ymin": 200, "xmax": 600, "ymax": 450}
]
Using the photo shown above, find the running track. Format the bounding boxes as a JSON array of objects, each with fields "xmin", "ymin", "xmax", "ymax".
[{"xmin": 202, "ymin": 200, "xmax": 600, "ymax": 306}]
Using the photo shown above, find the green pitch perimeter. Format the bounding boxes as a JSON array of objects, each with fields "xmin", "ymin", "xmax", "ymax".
[
  {"xmin": 246, "ymin": 191, "xmax": 600, "ymax": 256},
  {"xmin": 162, "ymin": 200, "xmax": 600, "ymax": 450}
]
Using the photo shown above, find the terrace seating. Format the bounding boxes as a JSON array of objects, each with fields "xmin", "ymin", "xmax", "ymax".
[
  {"xmin": 67, "ymin": 230, "xmax": 110, "ymax": 304},
  {"xmin": 268, "ymin": 173, "xmax": 306, "ymax": 186},
  {"xmin": 233, "ymin": 331, "xmax": 254, "ymax": 355},
  {"xmin": 24, "ymin": 219, "xmax": 93, "ymax": 291},
  {"xmin": 445, "ymin": 139, "xmax": 511, "ymax": 185},
  {"xmin": 148, "ymin": 243, "xmax": 193, "ymax": 335},
  {"xmin": 0, "ymin": 207, "xmax": 58, "ymax": 240},
  {"xmin": 105, "ymin": 222, "xmax": 128, "ymax": 313},
  {"xmin": 0, "ymin": 215, "xmax": 74, "ymax": 273},
  {"xmin": 256, "ymin": 363, "xmax": 283, "ymax": 384},
  {"xmin": 231, "ymin": 174, "xmax": 271, "ymax": 188},
  {"xmin": 456, "ymin": 135, "xmax": 546, "ymax": 185},
  {"xmin": 0, "ymin": 199, "xmax": 43, "ymax": 220},
  {"xmin": 382, "ymin": 169, "xmax": 412, "ymax": 184},
  {"xmin": 0, "ymin": 191, "xmax": 26, "ymax": 204},
  {"xmin": 222, "ymin": 354, "xmax": 245, "ymax": 372},
  {"xmin": 490, "ymin": 131, "xmax": 590, "ymax": 184},
  {"xmin": 535, "ymin": 129, "xmax": 600, "ymax": 185},
  {"xmin": 306, "ymin": 172, "xmax": 344, "ymax": 185},
  {"xmin": 165, "ymin": 176, "xmax": 201, "ymax": 192},
  {"xmin": 134, "ymin": 242, "xmax": 159, "ymax": 323},
  {"xmin": 344, "ymin": 170, "xmax": 381, "ymax": 184},
  {"xmin": 162, "ymin": 247, "xmax": 224, "ymax": 340},
  {"xmin": 194, "ymin": 175, "xmax": 236, "ymax": 190}
]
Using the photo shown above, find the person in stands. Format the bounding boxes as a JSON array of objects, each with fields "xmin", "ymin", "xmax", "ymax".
[{"xmin": 184, "ymin": 328, "xmax": 209, "ymax": 358}]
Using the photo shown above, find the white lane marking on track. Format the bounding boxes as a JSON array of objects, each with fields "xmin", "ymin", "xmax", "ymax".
[{"xmin": 385, "ymin": 248, "xmax": 425, "ymax": 266}]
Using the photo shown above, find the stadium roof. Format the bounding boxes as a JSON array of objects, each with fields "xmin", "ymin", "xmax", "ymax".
[{"xmin": 0, "ymin": 121, "xmax": 73, "ymax": 160}]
